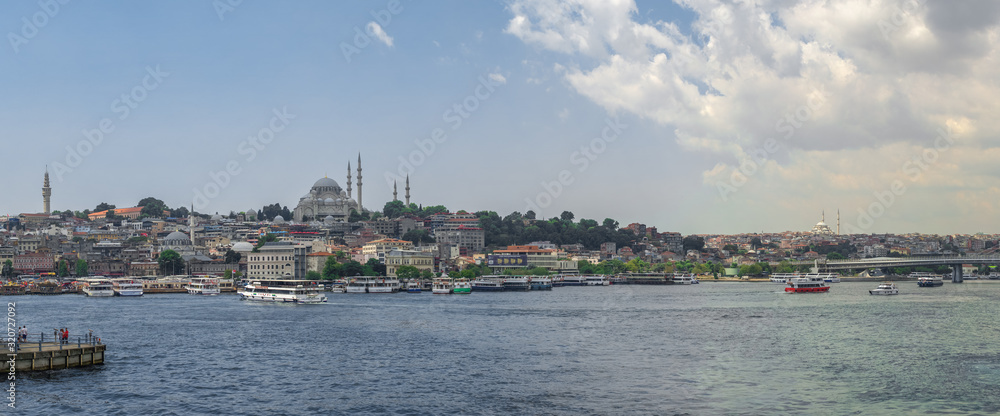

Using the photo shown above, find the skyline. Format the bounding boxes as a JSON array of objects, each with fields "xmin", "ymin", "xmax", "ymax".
[{"xmin": 3, "ymin": 1, "xmax": 999, "ymax": 235}]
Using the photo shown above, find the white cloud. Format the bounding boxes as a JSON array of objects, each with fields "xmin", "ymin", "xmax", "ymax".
[
  {"xmin": 488, "ymin": 73, "xmax": 507, "ymax": 84},
  {"xmin": 506, "ymin": 0, "xmax": 1000, "ymax": 233},
  {"xmin": 366, "ymin": 22, "xmax": 393, "ymax": 47}
]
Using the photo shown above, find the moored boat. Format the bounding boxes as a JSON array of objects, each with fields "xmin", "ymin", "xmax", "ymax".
[
  {"xmin": 917, "ymin": 275, "xmax": 944, "ymax": 287},
  {"xmin": 471, "ymin": 276, "xmax": 504, "ymax": 292},
  {"xmin": 672, "ymin": 273, "xmax": 698, "ymax": 285},
  {"xmin": 406, "ymin": 281, "xmax": 422, "ymax": 293},
  {"xmin": 432, "ymin": 277, "xmax": 453, "ymax": 294},
  {"xmin": 112, "ymin": 278, "xmax": 143, "ymax": 296},
  {"xmin": 185, "ymin": 277, "xmax": 221, "ymax": 295},
  {"xmin": 769, "ymin": 273, "xmax": 799, "ymax": 283},
  {"xmin": 502, "ymin": 276, "xmax": 531, "ymax": 291},
  {"xmin": 81, "ymin": 278, "xmax": 115, "ymax": 297},
  {"xmin": 785, "ymin": 275, "xmax": 830, "ymax": 293},
  {"xmin": 584, "ymin": 275, "xmax": 610, "ymax": 286},
  {"xmin": 452, "ymin": 278, "xmax": 472, "ymax": 294},
  {"xmin": 869, "ymin": 282, "xmax": 899, "ymax": 295},
  {"xmin": 238, "ymin": 279, "xmax": 327, "ymax": 303},
  {"xmin": 529, "ymin": 276, "xmax": 552, "ymax": 290},
  {"xmin": 562, "ymin": 275, "xmax": 585, "ymax": 286}
]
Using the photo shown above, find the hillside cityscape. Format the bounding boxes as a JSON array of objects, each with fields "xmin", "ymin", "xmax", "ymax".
[{"xmin": 3, "ymin": 169, "xmax": 993, "ymax": 282}]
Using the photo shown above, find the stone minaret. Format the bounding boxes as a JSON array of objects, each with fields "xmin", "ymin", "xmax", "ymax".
[
  {"xmin": 837, "ymin": 209, "xmax": 841, "ymax": 235},
  {"xmin": 189, "ymin": 204, "xmax": 196, "ymax": 247},
  {"xmin": 356, "ymin": 153, "xmax": 363, "ymax": 211},
  {"xmin": 405, "ymin": 174, "xmax": 410, "ymax": 205},
  {"xmin": 346, "ymin": 162, "xmax": 352, "ymax": 199},
  {"xmin": 42, "ymin": 167, "xmax": 51, "ymax": 214},
  {"xmin": 393, "ymin": 180, "xmax": 398, "ymax": 201}
]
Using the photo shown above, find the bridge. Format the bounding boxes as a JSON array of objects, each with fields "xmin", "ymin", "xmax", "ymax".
[{"xmin": 813, "ymin": 255, "xmax": 1000, "ymax": 282}]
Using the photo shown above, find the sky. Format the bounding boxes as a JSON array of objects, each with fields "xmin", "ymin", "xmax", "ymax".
[{"xmin": 2, "ymin": 0, "xmax": 999, "ymax": 235}]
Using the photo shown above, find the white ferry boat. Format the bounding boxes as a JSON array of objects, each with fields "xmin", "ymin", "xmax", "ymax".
[
  {"xmin": 562, "ymin": 275, "xmax": 585, "ymax": 286},
  {"xmin": 186, "ymin": 277, "xmax": 221, "ymax": 295},
  {"xmin": 916, "ymin": 274, "xmax": 944, "ymax": 287},
  {"xmin": 111, "ymin": 278, "xmax": 143, "ymax": 296},
  {"xmin": 769, "ymin": 273, "xmax": 799, "ymax": 283},
  {"xmin": 239, "ymin": 280, "xmax": 327, "ymax": 303},
  {"xmin": 584, "ymin": 275, "xmax": 610, "ymax": 286},
  {"xmin": 406, "ymin": 281, "xmax": 422, "ymax": 293},
  {"xmin": 815, "ymin": 273, "xmax": 840, "ymax": 283},
  {"xmin": 502, "ymin": 276, "xmax": 531, "ymax": 291},
  {"xmin": 530, "ymin": 276, "xmax": 553, "ymax": 290},
  {"xmin": 81, "ymin": 278, "xmax": 114, "ymax": 297},
  {"xmin": 432, "ymin": 277, "xmax": 454, "ymax": 294},
  {"xmin": 329, "ymin": 280, "xmax": 347, "ymax": 293},
  {"xmin": 672, "ymin": 273, "xmax": 699, "ymax": 285},
  {"xmin": 453, "ymin": 278, "xmax": 472, "ymax": 294},
  {"xmin": 345, "ymin": 277, "xmax": 397, "ymax": 293},
  {"xmin": 471, "ymin": 276, "xmax": 505, "ymax": 292},
  {"xmin": 869, "ymin": 282, "xmax": 899, "ymax": 295}
]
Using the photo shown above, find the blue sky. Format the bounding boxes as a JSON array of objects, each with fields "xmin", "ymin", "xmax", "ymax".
[{"xmin": 3, "ymin": 1, "xmax": 999, "ymax": 235}]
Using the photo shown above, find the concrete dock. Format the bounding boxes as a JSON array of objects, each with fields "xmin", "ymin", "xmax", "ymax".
[{"xmin": 5, "ymin": 337, "xmax": 106, "ymax": 371}]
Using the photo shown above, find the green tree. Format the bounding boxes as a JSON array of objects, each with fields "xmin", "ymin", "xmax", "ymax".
[
  {"xmin": 366, "ymin": 258, "xmax": 386, "ymax": 276},
  {"xmin": 560, "ymin": 211, "xmax": 575, "ymax": 222},
  {"xmin": 158, "ymin": 250, "xmax": 185, "ymax": 275},
  {"xmin": 827, "ymin": 252, "xmax": 845, "ymax": 260},
  {"xmin": 253, "ymin": 234, "xmax": 279, "ymax": 252},
  {"xmin": 383, "ymin": 200, "xmax": 407, "ymax": 218},
  {"xmin": 224, "ymin": 250, "xmax": 242, "ymax": 264},
  {"xmin": 2, "ymin": 259, "xmax": 13, "ymax": 278},
  {"xmin": 95, "ymin": 202, "xmax": 115, "ymax": 212},
  {"xmin": 342, "ymin": 260, "xmax": 365, "ymax": 277},
  {"xmin": 322, "ymin": 256, "xmax": 342, "ymax": 279},
  {"xmin": 172, "ymin": 206, "xmax": 190, "ymax": 218},
  {"xmin": 56, "ymin": 261, "xmax": 70, "ymax": 277},
  {"xmin": 401, "ymin": 229, "xmax": 435, "ymax": 245},
  {"xmin": 105, "ymin": 209, "xmax": 119, "ymax": 221},
  {"xmin": 75, "ymin": 259, "xmax": 88, "ymax": 277},
  {"xmin": 682, "ymin": 235, "xmax": 705, "ymax": 252},
  {"xmin": 419, "ymin": 269, "xmax": 434, "ymax": 279},
  {"xmin": 602, "ymin": 218, "xmax": 619, "ymax": 230},
  {"xmin": 305, "ymin": 270, "xmax": 322, "ymax": 280},
  {"xmin": 625, "ymin": 258, "xmax": 649, "ymax": 273},
  {"xmin": 396, "ymin": 265, "xmax": 420, "ymax": 280},
  {"xmin": 138, "ymin": 197, "xmax": 169, "ymax": 218}
]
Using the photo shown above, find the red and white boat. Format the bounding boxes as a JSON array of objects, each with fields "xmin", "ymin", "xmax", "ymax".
[{"xmin": 785, "ymin": 275, "xmax": 830, "ymax": 293}]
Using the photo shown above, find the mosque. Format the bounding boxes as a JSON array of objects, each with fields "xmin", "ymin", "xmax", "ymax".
[
  {"xmin": 810, "ymin": 210, "xmax": 839, "ymax": 236},
  {"xmin": 290, "ymin": 154, "xmax": 411, "ymax": 223}
]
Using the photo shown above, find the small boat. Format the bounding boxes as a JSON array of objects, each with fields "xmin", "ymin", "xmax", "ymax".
[
  {"xmin": 329, "ymin": 280, "xmax": 347, "ymax": 293},
  {"xmin": 917, "ymin": 275, "xmax": 944, "ymax": 287},
  {"xmin": 432, "ymin": 278, "xmax": 453, "ymax": 294},
  {"xmin": 112, "ymin": 278, "xmax": 143, "ymax": 296},
  {"xmin": 185, "ymin": 277, "xmax": 221, "ymax": 295},
  {"xmin": 584, "ymin": 275, "xmax": 610, "ymax": 286},
  {"xmin": 502, "ymin": 276, "xmax": 531, "ymax": 291},
  {"xmin": 869, "ymin": 282, "xmax": 899, "ymax": 295},
  {"xmin": 672, "ymin": 273, "xmax": 698, "ymax": 285},
  {"xmin": 406, "ymin": 281, "xmax": 422, "ymax": 293},
  {"xmin": 785, "ymin": 275, "xmax": 830, "ymax": 293},
  {"xmin": 453, "ymin": 278, "xmax": 472, "ymax": 294},
  {"xmin": 529, "ymin": 276, "xmax": 552, "ymax": 290},
  {"xmin": 81, "ymin": 278, "xmax": 115, "ymax": 297}
]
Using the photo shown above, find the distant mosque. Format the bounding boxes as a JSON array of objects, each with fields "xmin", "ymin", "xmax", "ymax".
[
  {"xmin": 810, "ymin": 210, "xmax": 839, "ymax": 236},
  {"xmin": 290, "ymin": 154, "xmax": 412, "ymax": 223}
]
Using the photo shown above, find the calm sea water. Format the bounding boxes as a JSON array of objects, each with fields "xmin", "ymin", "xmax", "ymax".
[{"xmin": 9, "ymin": 281, "xmax": 1000, "ymax": 415}]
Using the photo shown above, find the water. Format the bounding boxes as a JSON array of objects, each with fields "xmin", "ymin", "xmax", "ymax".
[{"xmin": 9, "ymin": 282, "xmax": 1000, "ymax": 415}]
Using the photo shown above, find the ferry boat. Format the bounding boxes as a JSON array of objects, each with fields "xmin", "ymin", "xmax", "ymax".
[
  {"xmin": 550, "ymin": 274, "xmax": 565, "ymax": 287},
  {"xmin": 584, "ymin": 275, "xmax": 610, "ymax": 286},
  {"xmin": 239, "ymin": 280, "xmax": 327, "ymax": 303},
  {"xmin": 471, "ymin": 276, "xmax": 505, "ymax": 292},
  {"xmin": 917, "ymin": 275, "xmax": 944, "ymax": 287},
  {"xmin": 785, "ymin": 275, "xmax": 830, "ymax": 293},
  {"xmin": 432, "ymin": 278, "xmax": 453, "ymax": 294},
  {"xmin": 186, "ymin": 277, "xmax": 221, "ymax": 295},
  {"xmin": 111, "ymin": 278, "xmax": 143, "ymax": 296},
  {"xmin": 406, "ymin": 281, "xmax": 422, "ymax": 293},
  {"xmin": 345, "ymin": 277, "xmax": 398, "ymax": 293},
  {"xmin": 562, "ymin": 275, "xmax": 585, "ymax": 286},
  {"xmin": 329, "ymin": 280, "xmax": 347, "ymax": 293},
  {"xmin": 818, "ymin": 274, "xmax": 841, "ymax": 283},
  {"xmin": 81, "ymin": 278, "xmax": 115, "ymax": 297},
  {"xmin": 452, "ymin": 278, "xmax": 472, "ymax": 294},
  {"xmin": 869, "ymin": 282, "xmax": 899, "ymax": 295},
  {"xmin": 769, "ymin": 273, "xmax": 799, "ymax": 283},
  {"xmin": 672, "ymin": 273, "xmax": 699, "ymax": 285},
  {"xmin": 609, "ymin": 275, "xmax": 627, "ymax": 285},
  {"xmin": 502, "ymin": 276, "xmax": 531, "ymax": 291},
  {"xmin": 530, "ymin": 276, "xmax": 552, "ymax": 290}
]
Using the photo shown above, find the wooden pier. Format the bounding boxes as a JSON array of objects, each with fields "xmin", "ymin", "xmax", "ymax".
[{"xmin": 5, "ymin": 335, "xmax": 106, "ymax": 371}]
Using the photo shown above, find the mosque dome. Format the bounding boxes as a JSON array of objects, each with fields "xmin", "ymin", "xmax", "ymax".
[
  {"xmin": 211, "ymin": 214, "xmax": 223, "ymax": 221},
  {"xmin": 164, "ymin": 231, "xmax": 188, "ymax": 241},
  {"xmin": 273, "ymin": 215, "xmax": 286, "ymax": 224},
  {"xmin": 232, "ymin": 242, "xmax": 254, "ymax": 252},
  {"xmin": 324, "ymin": 198, "xmax": 335, "ymax": 204},
  {"xmin": 313, "ymin": 177, "xmax": 340, "ymax": 189}
]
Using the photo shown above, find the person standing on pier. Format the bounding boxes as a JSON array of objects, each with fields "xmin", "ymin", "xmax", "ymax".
[{"xmin": 62, "ymin": 328, "xmax": 69, "ymax": 344}]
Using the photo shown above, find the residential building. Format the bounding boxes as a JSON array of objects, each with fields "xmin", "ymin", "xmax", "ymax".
[
  {"xmin": 246, "ymin": 242, "xmax": 312, "ymax": 280},
  {"xmin": 385, "ymin": 249, "xmax": 435, "ymax": 277},
  {"xmin": 362, "ymin": 238, "xmax": 413, "ymax": 263}
]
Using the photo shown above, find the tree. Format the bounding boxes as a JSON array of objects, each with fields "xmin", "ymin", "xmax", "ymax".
[
  {"xmin": 579, "ymin": 219, "xmax": 598, "ymax": 229},
  {"xmin": 158, "ymin": 250, "xmax": 185, "ymax": 275},
  {"xmin": 682, "ymin": 235, "xmax": 705, "ymax": 252},
  {"xmin": 750, "ymin": 237, "xmax": 763, "ymax": 249},
  {"xmin": 105, "ymin": 209, "xmax": 119, "ymax": 221},
  {"xmin": 224, "ymin": 250, "xmax": 242, "ymax": 264},
  {"xmin": 1, "ymin": 260, "xmax": 12, "ymax": 278},
  {"xmin": 602, "ymin": 218, "xmax": 619, "ymax": 230},
  {"xmin": 138, "ymin": 197, "xmax": 169, "ymax": 218},
  {"xmin": 525, "ymin": 210, "xmax": 536, "ymax": 220},
  {"xmin": 723, "ymin": 244, "xmax": 739, "ymax": 252},
  {"xmin": 827, "ymin": 252, "xmax": 846, "ymax": 260},
  {"xmin": 322, "ymin": 257, "xmax": 342, "ymax": 279},
  {"xmin": 57, "ymin": 261, "xmax": 70, "ymax": 277},
  {"xmin": 342, "ymin": 260, "xmax": 365, "ymax": 277},
  {"xmin": 419, "ymin": 269, "xmax": 434, "ymax": 280},
  {"xmin": 560, "ymin": 211, "xmax": 575, "ymax": 222},
  {"xmin": 348, "ymin": 209, "xmax": 366, "ymax": 223},
  {"xmin": 383, "ymin": 200, "xmax": 407, "ymax": 218},
  {"xmin": 395, "ymin": 265, "xmax": 420, "ymax": 280},
  {"xmin": 75, "ymin": 259, "xmax": 88, "ymax": 277},
  {"xmin": 625, "ymin": 258, "xmax": 649, "ymax": 273},
  {"xmin": 305, "ymin": 271, "xmax": 322, "ymax": 280},
  {"xmin": 366, "ymin": 258, "xmax": 386, "ymax": 276},
  {"xmin": 253, "ymin": 234, "xmax": 279, "ymax": 252},
  {"xmin": 95, "ymin": 202, "xmax": 115, "ymax": 212},
  {"xmin": 401, "ymin": 229, "xmax": 434, "ymax": 245},
  {"xmin": 172, "ymin": 206, "xmax": 190, "ymax": 218}
]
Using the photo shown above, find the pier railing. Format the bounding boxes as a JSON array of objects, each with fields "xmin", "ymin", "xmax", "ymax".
[{"xmin": 12, "ymin": 331, "xmax": 103, "ymax": 353}]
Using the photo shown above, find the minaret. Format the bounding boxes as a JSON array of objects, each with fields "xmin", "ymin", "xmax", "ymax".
[
  {"xmin": 42, "ymin": 167, "xmax": 51, "ymax": 214},
  {"xmin": 837, "ymin": 209, "xmax": 841, "ymax": 235},
  {"xmin": 405, "ymin": 174, "xmax": 410, "ymax": 205},
  {"xmin": 346, "ymin": 162, "xmax": 352, "ymax": 199},
  {"xmin": 189, "ymin": 204, "xmax": 196, "ymax": 247},
  {"xmin": 356, "ymin": 153, "xmax": 363, "ymax": 211},
  {"xmin": 822, "ymin": 210, "xmax": 825, "ymax": 223},
  {"xmin": 393, "ymin": 180, "xmax": 398, "ymax": 201}
]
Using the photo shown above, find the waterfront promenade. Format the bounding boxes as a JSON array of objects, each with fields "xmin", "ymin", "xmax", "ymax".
[{"xmin": 5, "ymin": 332, "xmax": 106, "ymax": 371}]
